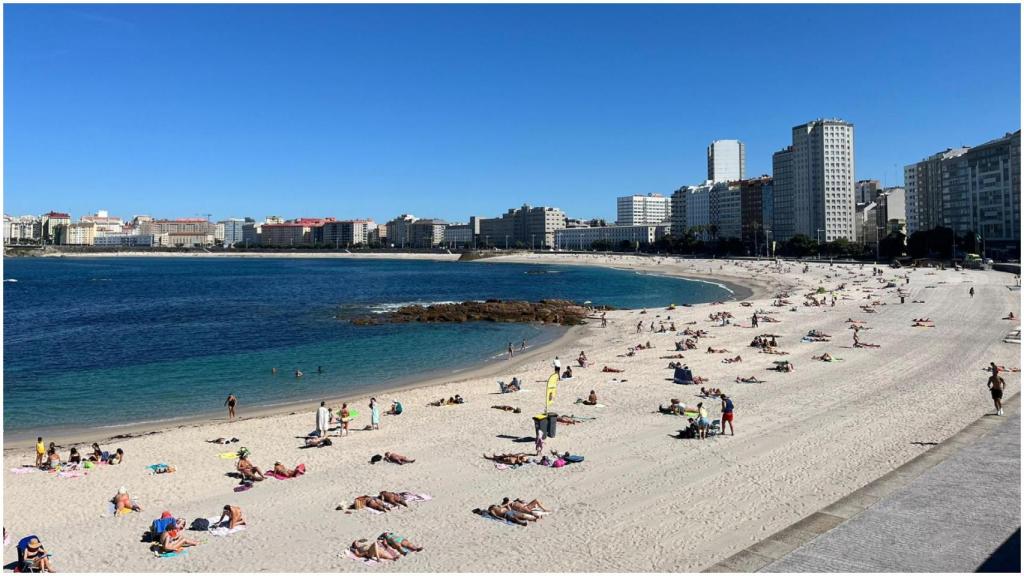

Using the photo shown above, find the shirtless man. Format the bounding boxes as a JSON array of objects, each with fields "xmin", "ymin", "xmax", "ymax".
[
  {"xmin": 218, "ymin": 505, "xmax": 246, "ymax": 529},
  {"xmin": 224, "ymin": 394, "xmax": 237, "ymax": 421},
  {"xmin": 384, "ymin": 452, "xmax": 415, "ymax": 465},
  {"xmin": 350, "ymin": 495, "xmax": 390, "ymax": 512},
  {"xmin": 379, "ymin": 491, "xmax": 408, "ymax": 508},
  {"xmin": 988, "ymin": 370, "xmax": 1006, "ymax": 416}
]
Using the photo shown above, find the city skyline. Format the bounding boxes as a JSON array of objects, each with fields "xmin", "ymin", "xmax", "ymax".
[{"xmin": 4, "ymin": 4, "xmax": 1021, "ymax": 223}]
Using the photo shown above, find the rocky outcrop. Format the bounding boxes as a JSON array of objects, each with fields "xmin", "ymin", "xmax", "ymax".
[{"xmin": 352, "ymin": 299, "xmax": 592, "ymax": 326}]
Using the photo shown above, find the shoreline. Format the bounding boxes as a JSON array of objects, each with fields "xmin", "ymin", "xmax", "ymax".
[{"xmin": 2, "ymin": 323, "xmax": 583, "ymax": 451}]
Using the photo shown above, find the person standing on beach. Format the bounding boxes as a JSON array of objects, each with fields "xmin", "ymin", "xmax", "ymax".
[
  {"xmin": 601, "ymin": 312, "xmax": 607, "ymax": 328},
  {"xmin": 370, "ymin": 398, "xmax": 380, "ymax": 430},
  {"xmin": 969, "ymin": 286, "xmax": 975, "ymax": 298},
  {"xmin": 636, "ymin": 321, "xmax": 643, "ymax": 334},
  {"xmin": 720, "ymin": 395, "xmax": 735, "ymax": 436},
  {"xmin": 987, "ymin": 370, "xmax": 1006, "ymax": 416},
  {"xmin": 225, "ymin": 394, "xmax": 237, "ymax": 422},
  {"xmin": 316, "ymin": 401, "xmax": 330, "ymax": 437},
  {"xmin": 520, "ymin": 339, "xmax": 527, "ymax": 351},
  {"xmin": 35, "ymin": 437, "xmax": 45, "ymax": 468},
  {"xmin": 553, "ymin": 357, "xmax": 561, "ymax": 380},
  {"xmin": 751, "ymin": 313, "xmax": 758, "ymax": 328},
  {"xmin": 340, "ymin": 403, "xmax": 351, "ymax": 437},
  {"xmin": 507, "ymin": 342, "xmax": 514, "ymax": 360}
]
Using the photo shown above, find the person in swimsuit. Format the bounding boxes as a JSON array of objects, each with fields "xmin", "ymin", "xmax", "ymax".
[
  {"xmin": 350, "ymin": 538, "xmax": 398, "ymax": 561},
  {"xmin": 225, "ymin": 394, "xmax": 237, "ymax": 421},
  {"xmin": 720, "ymin": 394, "xmax": 735, "ymax": 436},
  {"xmin": 272, "ymin": 462, "xmax": 301, "ymax": 478},
  {"xmin": 113, "ymin": 486, "xmax": 142, "ymax": 514},
  {"xmin": 218, "ymin": 505, "xmax": 246, "ymax": 529},
  {"xmin": 236, "ymin": 450, "xmax": 265, "ymax": 481},
  {"xmin": 988, "ymin": 371, "xmax": 1006, "ymax": 416},
  {"xmin": 379, "ymin": 491, "xmax": 408, "ymax": 508},
  {"xmin": 581, "ymin": 390, "xmax": 597, "ymax": 405},
  {"xmin": 380, "ymin": 532, "xmax": 423, "ymax": 555},
  {"xmin": 35, "ymin": 437, "xmax": 45, "ymax": 468},
  {"xmin": 350, "ymin": 495, "xmax": 390, "ymax": 512},
  {"xmin": 383, "ymin": 452, "xmax": 415, "ymax": 465}
]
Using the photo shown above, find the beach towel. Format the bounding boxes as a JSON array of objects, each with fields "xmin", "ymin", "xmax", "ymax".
[
  {"xmin": 475, "ymin": 512, "xmax": 522, "ymax": 526},
  {"xmin": 493, "ymin": 463, "xmax": 521, "ymax": 470},
  {"xmin": 154, "ymin": 549, "xmax": 189, "ymax": 558},
  {"xmin": 218, "ymin": 452, "xmax": 239, "ymax": 459},
  {"xmin": 399, "ymin": 492, "xmax": 432, "ymax": 503},
  {"xmin": 205, "ymin": 517, "xmax": 247, "ymax": 537},
  {"xmin": 56, "ymin": 470, "xmax": 83, "ymax": 479},
  {"xmin": 266, "ymin": 464, "xmax": 306, "ymax": 480},
  {"xmin": 147, "ymin": 463, "xmax": 175, "ymax": 474},
  {"xmin": 233, "ymin": 484, "xmax": 253, "ymax": 493},
  {"xmin": 343, "ymin": 549, "xmax": 383, "ymax": 566}
]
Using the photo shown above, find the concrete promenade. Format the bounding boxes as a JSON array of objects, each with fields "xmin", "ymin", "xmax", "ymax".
[{"xmin": 707, "ymin": 394, "xmax": 1021, "ymax": 572}]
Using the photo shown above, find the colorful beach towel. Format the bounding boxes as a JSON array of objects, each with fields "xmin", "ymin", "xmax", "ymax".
[
  {"xmin": 266, "ymin": 464, "xmax": 306, "ymax": 480},
  {"xmin": 154, "ymin": 549, "xmax": 189, "ymax": 558}
]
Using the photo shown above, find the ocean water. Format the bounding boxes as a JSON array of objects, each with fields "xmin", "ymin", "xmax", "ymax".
[{"xmin": 2, "ymin": 257, "xmax": 729, "ymax": 437}]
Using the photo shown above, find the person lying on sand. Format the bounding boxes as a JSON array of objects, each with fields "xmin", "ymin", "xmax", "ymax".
[
  {"xmin": 912, "ymin": 318, "xmax": 931, "ymax": 323},
  {"xmin": 350, "ymin": 538, "xmax": 399, "ymax": 561},
  {"xmin": 769, "ymin": 361, "xmax": 795, "ymax": 373},
  {"xmin": 760, "ymin": 348, "xmax": 790, "ymax": 355},
  {"xmin": 658, "ymin": 399, "xmax": 686, "ymax": 414},
  {"xmin": 505, "ymin": 497, "xmax": 549, "ymax": 513},
  {"xmin": 208, "ymin": 438, "xmax": 240, "ymax": 444},
  {"xmin": 113, "ymin": 486, "xmax": 142, "ymax": 514},
  {"xmin": 474, "ymin": 504, "xmax": 535, "ymax": 526},
  {"xmin": 706, "ymin": 347, "xmax": 729, "ymax": 354},
  {"xmin": 812, "ymin": 353, "xmax": 835, "ymax": 362},
  {"xmin": 700, "ymin": 387, "xmax": 723, "ymax": 397},
  {"xmin": 735, "ymin": 376, "xmax": 766, "ymax": 383},
  {"xmin": 380, "ymin": 532, "xmax": 423, "ymax": 555},
  {"xmin": 304, "ymin": 436, "xmax": 333, "ymax": 448},
  {"xmin": 491, "ymin": 405, "xmax": 522, "ymax": 413},
  {"xmin": 483, "ymin": 453, "xmax": 531, "ymax": 466},
  {"xmin": 218, "ymin": 505, "xmax": 246, "ymax": 529},
  {"xmin": 379, "ymin": 491, "xmax": 408, "ymax": 508},
  {"xmin": 556, "ymin": 415, "xmax": 583, "ymax": 425},
  {"xmin": 660, "ymin": 354, "xmax": 685, "ymax": 359},
  {"xmin": 854, "ymin": 341, "xmax": 881, "ymax": 348},
  {"xmin": 499, "ymin": 498, "xmax": 541, "ymax": 520},
  {"xmin": 236, "ymin": 450, "xmax": 265, "ymax": 481},
  {"xmin": 722, "ymin": 355, "xmax": 742, "ymax": 364},
  {"xmin": 807, "ymin": 330, "xmax": 831, "ymax": 338},
  {"xmin": 350, "ymin": 495, "xmax": 390, "ymax": 512},
  {"xmin": 378, "ymin": 452, "xmax": 414, "ymax": 465},
  {"xmin": 601, "ymin": 366, "xmax": 624, "ymax": 373},
  {"xmin": 911, "ymin": 321, "xmax": 934, "ymax": 327},
  {"xmin": 272, "ymin": 462, "xmax": 302, "ymax": 478}
]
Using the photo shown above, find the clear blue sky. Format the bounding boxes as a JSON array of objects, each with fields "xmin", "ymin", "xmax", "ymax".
[{"xmin": 4, "ymin": 3, "xmax": 1020, "ymax": 223}]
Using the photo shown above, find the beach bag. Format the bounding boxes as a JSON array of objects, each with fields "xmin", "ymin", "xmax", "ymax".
[{"xmin": 552, "ymin": 458, "xmax": 566, "ymax": 468}]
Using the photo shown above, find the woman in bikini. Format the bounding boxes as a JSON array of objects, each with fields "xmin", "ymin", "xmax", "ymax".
[
  {"xmin": 350, "ymin": 538, "xmax": 399, "ymax": 561},
  {"xmin": 380, "ymin": 532, "xmax": 423, "ymax": 555}
]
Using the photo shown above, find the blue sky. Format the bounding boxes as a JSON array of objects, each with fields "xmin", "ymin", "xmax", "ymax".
[{"xmin": 4, "ymin": 3, "xmax": 1020, "ymax": 223}]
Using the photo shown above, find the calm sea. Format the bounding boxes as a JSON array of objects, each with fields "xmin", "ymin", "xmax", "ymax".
[{"xmin": 2, "ymin": 257, "xmax": 729, "ymax": 437}]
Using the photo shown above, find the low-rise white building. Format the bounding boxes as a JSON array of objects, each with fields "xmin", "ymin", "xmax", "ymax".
[{"xmin": 555, "ymin": 225, "xmax": 667, "ymax": 250}]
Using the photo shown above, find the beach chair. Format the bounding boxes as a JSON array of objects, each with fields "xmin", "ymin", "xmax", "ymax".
[
  {"xmin": 709, "ymin": 419, "xmax": 722, "ymax": 436},
  {"xmin": 15, "ymin": 535, "xmax": 42, "ymax": 573},
  {"xmin": 498, "ymin": 381, "xmax": 508, "ymax": 394},
  {"xmin": 673, "ymin": 366, "xmax": 694, "ymax": 385}
]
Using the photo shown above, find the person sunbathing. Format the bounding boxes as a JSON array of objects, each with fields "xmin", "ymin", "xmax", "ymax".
[
  {"xmin": 692, "ymin": 375, "xmax": 708, "ymax": 384},
  {"xmin": 113, "ymin": 486, "xmax": 142, "ymax": 514},
  {"xmin": 379, "ymin": 491, "xmax": 408, "ymax": 508},
  {"xmin": 556, "ymin": 415, "xmax": 582, "ymax": 425},
  {"xmin": 383, "ymin": 452, "xmax": 414, "ymax": 465},
  {"xmin": 158, "ymin": 525, "xmax": 199, "ymax": 554},
  {"xmin": 218, "ymin": 505, "xmax": 246, "ymax": 529},
  {"xmin": 350, "ymin": 538, "xmax": 399, "ymax": 561},
  {"xmin": 476, "ymin": 504, "xmax": 534, "ymax": 526},
  {"xmin": 491, "ymin": 405, "xmax": 522, "ymax": 413},
  {"xmin": 427, "ymin": 398, "xmax": 447, "ymax": 407},
  {"xmin": 304, "ymin": 436, "xmax": 333, "ymax": 448},
  {"xmin": 483, "ymin": 453, "xmax": 531, "ymax": 466},
  {"xmin": 350, "ymin": 495, "xmax": 390, "ymax": 512},
  {"xmin": 580, "ymin": 390, "xmax": 598, "ymax": 405},
  {"xmin": 722, "ymin": 355, "xmax": 742, "ymax": 363},
  {"xmin": 912, "ymin": 318, "xmax": 931, "ymax": 323},
  {"xmin": 661, "ymin": 353, "xmax": 685, "ymax": 359},
  {"xmin": 499, "ymin": 498, "xmax": 540, "ymax": 520},
  {"xmin": 911, "ymin": 321, "xmax": 934, "ymax": 327},
  {"xmin": 108, "ymin": 448, "xmax": 124, "ymax": 465},
  {"xmin": 1005, "ymin": 312, "xmax": 1017, "ymax": 320},
  {"xmin": 236, "ymin": 452, "xmax": 265, "ymax": 481},
  {"xmin": 272, "ymin": 462, "xmax": 301, "ymax": 478},
  {"xmin": 761, "ymin": 348, "xmax": 790, "ymax": 355},
  {"xmin": 506, "ymin": 497, "xmax": 549, "ymax": 513},
  {"xmin": 807, "ymin": 330, "xmax": 831, "ymax": 338},
  {"xmin": 601, "ymin": 366, "xmax": 623, "ymax": 373},
  {"xmin": 380, "ymin": 532, "xmax": 423, "ymax": 555},
  {"xmin": 812, "ymin": 353, "xmax": 835, "ymax": 362},
  {"xmin": 769, "ymin": 361, "xmax": 795, "ymax": 372},
  {"xmin": 658, "ymin": 399, "xmax": 686, "ymax": 414},
  {"xmin": 854, "ymin": 341, "xmax": 881, "ymax": 348},
  {"xmin": 21, "ymin": 538, "xmax": 54, "ymax": 572},
  {"xmin": 562, "ymin": 366, "xmax": 573, "ymax": 379},
  {"xmin": 735, "ymin": 376, "xmax": 765, "ymax": 383},
  {"xmin": 208, "ymin": 437, "xmax": 240, "ymax": 444},
  {"xmin": 706, "ymin": 347, "xmax": 728, "ymax": 354}
]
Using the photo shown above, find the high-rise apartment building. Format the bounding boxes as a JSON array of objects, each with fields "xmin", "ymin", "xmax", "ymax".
[
  {"xmin": 904, "ymin": 130, "xmax": 1020, "ymax": 256},
  {"xmin": 855, "ymin": 179, "xmax": 882, "ymax": 204},
  {"xmin": 707, "ymin": 140, "xmax": 746, "ymax": 183},
  {"xmin": 218, "ymin": 218, "xmax": 249, "ymax": 248},
  {"xmin": 772, "ymin": 119, "xmax": 856, "ymax": 242},
  {"xmin": 479, "ymin": 205, "xmax": 566, "ymax": 248},
  {"xmin": 616, "ymin": 194, "xmax": 671, "ymax": 227}
]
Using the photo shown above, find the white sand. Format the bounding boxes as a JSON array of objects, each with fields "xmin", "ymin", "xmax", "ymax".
[{"xmin": 3, "ymin": 255, "xmax": 1019, "ymax": 572}]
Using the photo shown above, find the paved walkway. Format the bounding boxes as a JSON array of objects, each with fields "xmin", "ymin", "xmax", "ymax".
[
  {"xmin": 764, "ymin": 410, "xmax": 1020, "ymax": 572},
  {"xmin": 706, "ymin": 394, "xmax": 1020, "ymax": 573}
]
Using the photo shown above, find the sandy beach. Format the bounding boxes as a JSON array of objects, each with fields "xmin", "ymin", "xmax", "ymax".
[{"xmin": 3, "ymin": 255, "xmax": 1019, "ymax": 572}]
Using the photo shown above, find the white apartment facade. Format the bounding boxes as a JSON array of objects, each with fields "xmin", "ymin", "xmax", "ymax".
[
  {"xmin": 616, "ymin": 194, "xmax": 671, "ymax": 226},
  {"xmin": 707, "ymin": 140, "xmax": 746, "ymax": 183},
  {"xmin": 555, "ymin": 224, "xmax": 667, "ymax": 250}
]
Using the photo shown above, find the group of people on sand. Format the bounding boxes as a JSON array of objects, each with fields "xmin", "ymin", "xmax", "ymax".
[
  {"xmin": 750, "ymin": 335, "xmax": 778, "ymax": 349},
  {"xmin": 428, "ymin": 395, "xmax": 464, "ymax": 406},
  {"xmin": 350, "ymin": 533, "xmax": 423, "ymax": 561},
  {"xmin": 36, "ymin": 439, "xmax": 124, "ymax": 470},
  {"xmin": 346, "ymin": 491, "xmax": 412, "ymax": 512},
  {"xmin": 473, "ymin": 498, "xmax": 549, "ymax": 526}
]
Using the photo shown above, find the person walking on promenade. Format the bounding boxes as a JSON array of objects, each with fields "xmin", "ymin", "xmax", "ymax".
[
  {"xmin": 987, "ymin": 369, "xmax": 1006, "ymax": 416},
  {"xmin": 225, "ymin": 394, "xmax": 237, "ymax": 422}
]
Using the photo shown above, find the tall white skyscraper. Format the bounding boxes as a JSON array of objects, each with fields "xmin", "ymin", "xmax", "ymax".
[
  {"xmin": 772, "ymin": 119, "xmax": 856, "ymax": 242},
  {"xmin": 616, "ymin": 194, "xmax": 671, "ymax": 226},
  {"xmin": 707, "ymin": 140, "xmax": 746, "ymax": 183}
]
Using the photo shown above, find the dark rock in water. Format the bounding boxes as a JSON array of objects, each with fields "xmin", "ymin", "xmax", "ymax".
[{"xmin": 351, "ymin": 299, "xmax": 590, "ymax": 326}]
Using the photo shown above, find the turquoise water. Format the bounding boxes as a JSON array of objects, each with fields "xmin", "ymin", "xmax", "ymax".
[{"xmin": 2, "ymin": 257, "xmax": 730, "ymax": 436}]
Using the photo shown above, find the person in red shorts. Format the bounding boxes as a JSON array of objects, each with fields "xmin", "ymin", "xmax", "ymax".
[{"xmin": 720, "ymin": 394, "xmax": 735, "ymax": 436}]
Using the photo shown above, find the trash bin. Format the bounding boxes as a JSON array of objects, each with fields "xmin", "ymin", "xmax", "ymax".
[
  {"xmin": 546, "ymin": 412, "xmax": 558, "ymax": 438},
  {"xmin": 533, "ymin": 414, "xmax": 547, "ymax": 436}
]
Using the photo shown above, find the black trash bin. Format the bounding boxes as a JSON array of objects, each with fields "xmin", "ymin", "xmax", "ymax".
[
  {"xmin": 533, "ymin": 414, "xmax": 547, "ymax": 436},
  {"xmin": 546, "ymin": 412, "xmax": 558, "ymax": 438}
]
